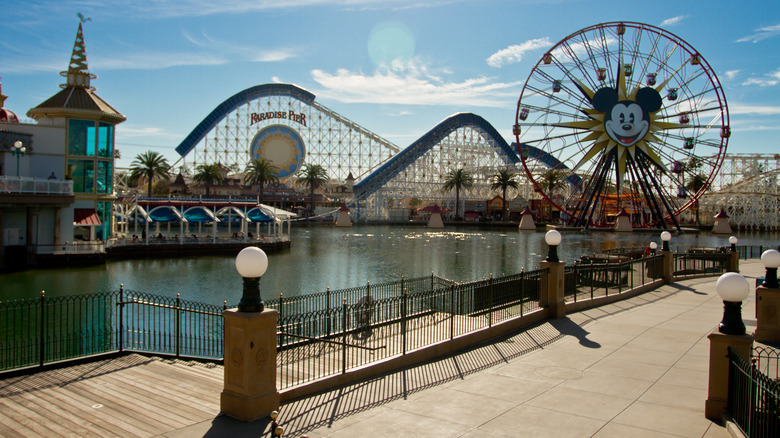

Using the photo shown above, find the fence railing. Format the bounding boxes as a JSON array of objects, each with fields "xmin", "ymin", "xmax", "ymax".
[
  {"xmin": 1, "ymin": 248, "xmax": 736, "ymax": 389},
  {"xmin": 0, "ymin": 176, "xmax": 74, "ymax": 195},
  {"xmin": 673, "ymin": 252, "xmax": 732, "ymax": 279},
  {"xmin": 275, "ymin": 268, "xmax": 545, "ymax": 389},
  {"xmin": 564, "ymin": 255, "xmax": 663, "ymax": 302},
  {"xmin": 728, "ymin": 347, "xmax": 780, "ymax": 437},
  {"xmin": 0, "ymin": 287, "xmax": 226, "ymax": 372}
]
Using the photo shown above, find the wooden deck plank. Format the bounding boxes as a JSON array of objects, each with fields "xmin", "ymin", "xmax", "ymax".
[
  {"xmin": 75, "ymin": 378, "xmax": 192, "ymax": 429},
  {"xmin": 0, "ymin": 397, "xmax": 73, "ymax": 437},
  {"xmin": 117, "ymin": 365, "xmax": 220, "ymax": 414},
  {"xmin": 0, "ymin": 409, "xmax": 40, "ymax": 438},
  {"xmin": 45, "ymin": 386, "xmax": 149, "ymax": 438},
  {"xmin": 96, "ymin": 371, "xmax": 215, "ymax": 422},
  {"xmin": 32, "ymin": 389, "xmax": 135, "ymax": 438},
  {"xmin": 14, "ymin": 391, "xmax": 107, "ymax": 438},
  {"xmin": 53, "ymin": 383, "xmax": 165, "ymax": 436}
]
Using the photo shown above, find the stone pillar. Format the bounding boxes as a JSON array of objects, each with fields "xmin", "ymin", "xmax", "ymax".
[
  {"xmin": 705, "ymin": 330, "xmax": 754, "ymax": 421},
  {"xmin": 661, "ymin": 250, "xmax": 674, "ymax": 284},
  {"xmin": 220, "ymin": 308, "xmax": 279, "ymax": 422},
  {"xmin": 728, "ymin": 250, "xmax": 739, "ymax": 273},
  {"xmin": 755, "ymin": 286, "xmax": 780, "ymax": 343},
  {"xmin": 540, "ymin": 261, "xmax": 565, "ymax": 318}
]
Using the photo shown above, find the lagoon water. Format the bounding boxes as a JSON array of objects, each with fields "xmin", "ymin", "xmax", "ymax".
[{"xmin": 2, "ymin": 225, "xmax": 778, "ymax": 305}]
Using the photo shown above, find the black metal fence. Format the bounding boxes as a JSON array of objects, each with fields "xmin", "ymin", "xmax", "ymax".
[
  {"xmin": 0, "ymin": 286, "xmax": 225, "ymax": 373},
  {"xmin": 728, "ymin": 347, "xmax": 780, "ymax": 437},
  {"xmin": 673, "ymin": 252, "xmax": 732, "ymax": 279},
  {"xmin": 738, "ymin": 245, "xmax": 780, "ymax": 260},
  {"xmin": 276, "ymin": 268, "xmax": 546, "ymax": 389},
  {"xmin": 564, "ymin": 255, "xmax": 664, "ymax": 302}
]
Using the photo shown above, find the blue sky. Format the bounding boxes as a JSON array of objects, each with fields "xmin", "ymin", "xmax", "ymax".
[{"xmin": 2, "ymin": 0, "xmax": 779, "ymax": 169}]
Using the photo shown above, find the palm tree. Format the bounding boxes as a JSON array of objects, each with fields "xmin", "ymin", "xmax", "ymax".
[
  {"xmin": 490, "ymin": 169, "xmax": 519, "ymax": 221},
  {"xmin": 296, "ymin": 164, "xmax": 329, "ymax": 214},
  {"xmin": 442, "ymin": 168, "xmax": 474, "ymax": 220},
  {"xmin": 193, "ymin": 163, "xmax": 225, "ymax": 197},
  {"xmin": 129, "ymin": 151, "xmax": 171, "ymax": 197},
  {"xmin": 243, "ymin": 158, "xmax": 280, "ymax": 203},
  {"xmin": 539, "ymin": 169, "xmax": 567, "ymax": 196}
]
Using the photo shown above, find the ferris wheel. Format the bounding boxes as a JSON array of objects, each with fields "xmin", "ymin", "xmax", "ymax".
[{"xmin": 514, "ymin": 21, "xmax": 730, "ymax": 230}]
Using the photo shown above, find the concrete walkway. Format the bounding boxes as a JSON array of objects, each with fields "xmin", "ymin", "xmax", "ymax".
[{"xmin": 168, "ymin": 260, "xmax": 767, "ymax": 438}]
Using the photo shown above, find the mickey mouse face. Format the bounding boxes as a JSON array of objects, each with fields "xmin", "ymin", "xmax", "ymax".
[
  {"xmin": 605, "ymin": 102, "xmax": 649, "ymax": 147},
  {"xmin": 592, "ymin": 86, "xmax": 662, "ymax": 148}
]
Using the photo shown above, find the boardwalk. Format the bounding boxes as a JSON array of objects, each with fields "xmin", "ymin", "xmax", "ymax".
[{"xmin": 0, "ymin": 260, "xmax": 769, "ymax": 437}]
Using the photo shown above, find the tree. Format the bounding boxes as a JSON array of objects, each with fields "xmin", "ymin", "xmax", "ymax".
[
  {"xmin": 129, "ymin": 151, "xmax": 171, "ymax": 197},
  {"xmin": 442, "ymin": 168, "xmax": 474, "ymax": 219},
  {"xmin": 243, "ymin": 158, "xmax": 280, "ymax": 203},
  {"xmin": 490, "ymin": 169, "xmax": 519, "ymax": 221},
  {"xmin": 296, "ymin": 164, "xmax": 329, "ymax": 214},
  {"xmin": 193, "ymin": 163, "xmax": 225, "ymax": 197},
  {"xmin": 539, "ymin": 169, "xmax": 567, "ymax": 196}
]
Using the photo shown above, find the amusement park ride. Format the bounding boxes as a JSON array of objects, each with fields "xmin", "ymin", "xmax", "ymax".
[
  {"xmin": 513, "ymin": 21, "xmax": 730, "ymax": 231},
  {"xmin": 125, "ymin": 22, "xmax": 780, "ymax": 231}
]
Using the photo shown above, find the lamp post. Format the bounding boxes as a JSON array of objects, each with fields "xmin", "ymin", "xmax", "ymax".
[
  {"xmin": 729, "ymin": 236, "xmax": 738, "ymax": 252},
  {"xmin": 12, "ymin": 140, "xmax": 26, "ymax": 177},
  {"xmin": 761, "ymin": 249, "xmax": 780, "ymax": 289},
  {"xmin": 660, "ymin": 231, "xmax": 672, "ymax": 252},
  {"xmin": 545, "ymin": 229, "xmax": 562, "ymax": 263},
  {"xmin": 649, "ymin": 241, "xmax": 657, "ymax": 255},
  {"xmin": 235, "ymin": 246, "xmax": 268, "ymax": 312},
  {"xmin": 715, "ymin": 272, "xmax": 750, "ymax": 335}
]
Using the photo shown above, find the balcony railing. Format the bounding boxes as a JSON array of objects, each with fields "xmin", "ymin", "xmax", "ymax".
[{"xmin": 0, "ymin": 176, "xmax": 73, "ymax": 195}]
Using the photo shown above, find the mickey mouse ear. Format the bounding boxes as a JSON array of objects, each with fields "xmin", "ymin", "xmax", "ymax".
[
  {"xmin": 636, "ymin": 87, "xmax": 662, "ymax": 112},
  {"xmin": 592, "ymin": 87, "xmax": 618, "ymax": 112}
]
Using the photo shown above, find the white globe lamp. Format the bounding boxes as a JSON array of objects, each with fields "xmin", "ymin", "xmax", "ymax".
[{"xmin": 235, "ymin": 246, "xmax": 269, "ymax": 312}]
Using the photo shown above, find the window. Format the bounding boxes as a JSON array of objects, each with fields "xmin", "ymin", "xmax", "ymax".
[
  {"xmin": 97, "ymin": 161, "xmax": 112, "ymax": 194},
  {"xmin": 67, "ymin": 159, "xmax": 94, "ymax": 193},
  {"xmin": 68, "ymin": 119, "xmax": 96, "ymax": 156},
  {"xmin": 98, "ymin": 123, "xmax": 113, "ymax": 158}
]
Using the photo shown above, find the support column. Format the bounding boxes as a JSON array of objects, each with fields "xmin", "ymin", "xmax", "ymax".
[
  {"xmin": 661, "ymin": 250, "xmax": 674, "ymax": 284},
  {"xmin": 728, "ymin": 250, "xmax": 739, "ymax": 273},
  {"xmin": 755, "ymin": 286, "xmax": 780, "ymax": 343},
  {"xmin": 540, "ymin": 261, "xmax": 565, "ymax": 318},
  {"xmin": 220, "ymin": 308, "xmax": 279, "ymax": 422},
  {"xmin": 705, "ymin": 330, "xmax": 753, "ymax": 420}
]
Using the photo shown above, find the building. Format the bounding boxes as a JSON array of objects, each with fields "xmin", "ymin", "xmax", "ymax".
[{"xmin": 0, "ymin": 22, "xmax": 125, "ymax": 270}]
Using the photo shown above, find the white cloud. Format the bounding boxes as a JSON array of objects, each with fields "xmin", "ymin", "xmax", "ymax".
[
  {"xmin": 736, "ymin": 23, "xmax": 780, "ymax": 43},
  {"xmin": 487, "ymin": 37, "xmax": 552, "ymax": 68},
  {"xmin": 660, "ymin": 15, "xmax": 687, "ymax": 27},
  {"xmin": 741, "ymin": 68, "xmax": 780, "ymax": 87},
  {"xmin": 729, "ymin": 103, "xmax": 780, "ymax": 116},
  {"xmin": 724, "ymin": 70, "xmax": 740, "ymax": 81},
  {"xmin": 310, "ymin": 58, "xmax": 522, "ymax": 107}
]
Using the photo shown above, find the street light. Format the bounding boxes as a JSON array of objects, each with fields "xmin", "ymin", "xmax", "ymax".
[
  {"xmin": 649, "ymin": 241, "xmax": 658, "ymax": 255},
  {"xmin": 660, "ymin": 231, "xmax": 672, "ymax": 252},
  {"xmin": 729, "ymin": 236, "xmax": 738, "ymax": 252},
  {"xmin": 715, "ymin": 272, "xmax": 750, "ymax": 335},
  {"xmin": 545, "ymin": 229, "xmax": 562, "ymax": 263},
  {"xmin": 761, "ymin": 249, "xmax": 780, "ymax": 289},
  {"xmin": 235, "ymin": 246, "xmax": 269, "ymax": 312},
  {"xmin": 12, "ymin": 140, "xmax": 26, "ymax": 177}
]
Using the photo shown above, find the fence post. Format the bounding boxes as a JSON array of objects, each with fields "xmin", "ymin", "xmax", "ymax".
[
  {"xmin": 705, "ymin": 331, "xmax": 754, "ymax": 420},
  {"xmin": 450, "ymin": 282, "xmax": 455, "ymax": 340},
  {"xmin": 119, "ymin": 284, "xmax": 124, "ymax": 353},
  {"xmin": 342, "ymin": 298, "xmax": 348, "ymax": 374},
  {"xmin": 326, "ymin": 287, "xmax": 331, "ymax": 338},
  {"xmin": 402, "ymin": 288, "xmax": 407, "ymax": 356},
  {"xmin": 175, "ymin": 293, "xmax": 181, "ymax": 358},
  {"xmin": 489, "ymin": 274, "xmax": 493, "ymax": 327},
  {"xmin": 520, "ymin": 269, "xmax": 525, "ymax": 317},
  {"xmin": 40, "ymin": 290, "xmax": 45, "ymax": 367},
  {"xmin": 279, "ymin": 293, "xmax": 285, "ymax": 349}
]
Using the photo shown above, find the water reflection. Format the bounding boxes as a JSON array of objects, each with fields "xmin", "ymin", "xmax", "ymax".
[{"xmin": 1, "ymin": 225, "xmax": 777, "ymax": 305}]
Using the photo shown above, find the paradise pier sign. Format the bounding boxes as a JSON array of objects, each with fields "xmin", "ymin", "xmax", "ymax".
[{"xmin": 250, "ymin": 110, "xmax": 307, "ymax": 127}]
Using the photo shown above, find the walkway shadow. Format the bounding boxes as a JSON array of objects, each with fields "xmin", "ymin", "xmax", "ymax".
[{"xmin": 549, "ymin": 318, "xmax": 601, "ymax": 348}]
